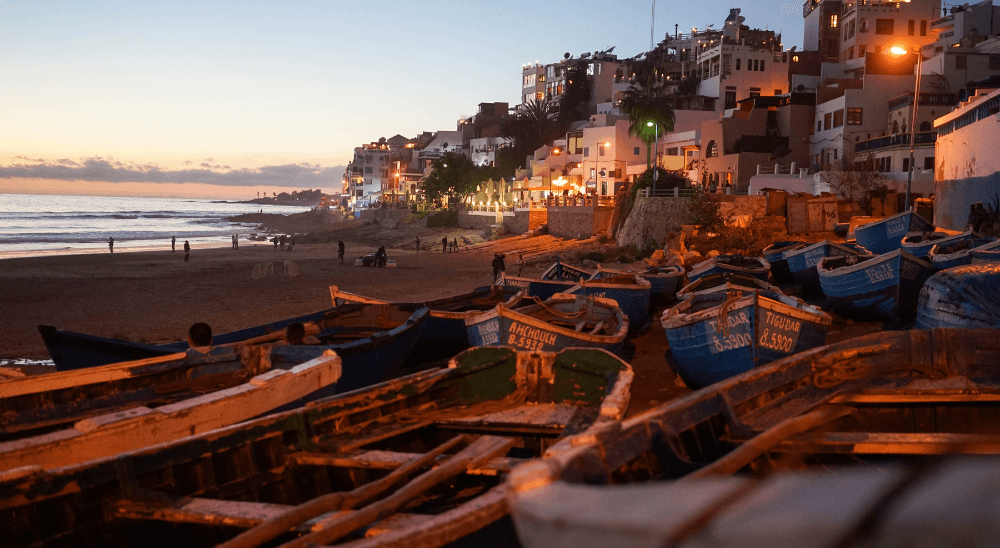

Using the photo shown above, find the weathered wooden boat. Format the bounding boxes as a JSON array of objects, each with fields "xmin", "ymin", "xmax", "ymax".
[
  {"xmin": 502, "ymin": 275, "xmax": 578, "ymax": 300},
  {"xmin": 1, "ymin": 346, "xmax": 632, "ymax": 548},
  {"xmin": 466, "ymin": 294, "xmax": 627, "ymax": 354},
  {"xmin": 900, "ymin": 229, "xmax": 967, "ymax": 259},
  {"xmin": 783, "ymin": 240, "xmax": 869, "ymax": 292},
  {"xmin": 675, "ymin": 272, "xmax": 781, "ymax": 301},
  {"xmin": 661, "ymin": 290, "xmax": 831, "ymax": 389},
  {"xmin": 39, "ymin": 303, "xmax": 427, "ymax": 393},
  {"xmin": 687, "ymin": 255, "xmax": 770, "ymax": 283},
  {"xmin": 762, "ymin": 240, "xmax": 805, "ymax": 283},
  {"xmin": 590, "ymin": 265, "xmax": 685, "ymax": 307},
  {"xmin": 927, "ymin": 235, "xmax": 999, "ymax": 270},
  {"xmin": 38, "ymin": 305, "xmax": 345, "ymax": 371},
  {"xmin": 971, "ymin": 249, "xmax": 1000, "ymax": 264},
  {"xmin": 0, "ymin": 348, "xmax": 340, "ymax": 472},
  {"xmin": 541, "ymin": 261, "xmax": 595, "ymax": 281},
  {"xmin": 564, "ymin": 274, "xmax": 652, "ymax": 332},
  {"xmin": 818, "ymin": 250, "xmax": 933, "ymax": 319},
  {"xmin": 329, "ymin": 285, "xmax": 524, "ymax": 364},
  {"xmin": 507, "ymin": 328, "xmax": 1000, "ymax": 548},
  {"xmin": 853, "ymin": 210, "xmax": 934, "ymax": 255},
  {"xmin": 915, "ymin": 263, "xmax": 1000, "ymax": 329}
]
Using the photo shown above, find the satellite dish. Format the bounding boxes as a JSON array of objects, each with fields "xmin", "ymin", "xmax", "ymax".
[
  {"xmin": 796, "ymin": 84, "xmax": 806, "ymax": 92},
  {"xmin": 442, "ymin": 142, "xmax": 449, "ymax": 149},
  {"xmin": 564, "ymin": 52, "xmax": 571, "ymax": 59}
]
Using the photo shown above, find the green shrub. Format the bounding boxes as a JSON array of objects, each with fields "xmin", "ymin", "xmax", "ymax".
[
  {"xmin": 585, "ymin": 251, "xmax": 606, "ymax": 262},
  {"xmin": 686, "ymin": 188, "xmax": 724, "ymax": 231}
]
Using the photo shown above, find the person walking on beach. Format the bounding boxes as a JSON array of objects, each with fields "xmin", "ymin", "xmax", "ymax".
[
  {"xmin": 171, "ymin": 236, "xmax": 176, "ymax": 253},
  {"xmin": 415, "ymin": 236, "xmax": 420, "ymax": 253},
  {"xmin": 338, "ymin": 240, "xmax": 345, "ymax": 263},
  {"xmin": 107, "ymin": 237, "xmax": 114, "ymax": 254},
  {"xmin": 184, "ymin": 240, "xmax": 190, "ymax": 262},
  {"xmin": 452, "ymin": 237, "xmax": 459, "ymax": 252},
  {"xmin": 375, "ymin": 245, "xmax": 387, "ymax": 267},
  {"xmin": 279, "ymin": 234, "xmax": 286, "ymax": 251},
  {"xmin": 492, "ymin": 253, "xmax": 506, "ymax": 284},
  {"xmin": 272, "ymin": 236, "xmax": 278, "ymax": 250},
  {"xmin": 442, "ymin": 236, "xmax": 448, "ymax": 253},
  {"xmin": 516, "ymin": 253, "xmax": 526, "ymax": 276}
]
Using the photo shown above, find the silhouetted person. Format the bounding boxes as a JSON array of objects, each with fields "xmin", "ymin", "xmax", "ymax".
[
  {"xmin": 279, "ymin": 234, "xmax": 286, "ymax": 251},
  {"xmin": 287, "ymin": 237, "xmax": 295, "ymax": 252},
  {"xmin": 171, "ymin": 236, "xmax": 176, "ymax": 252},
  {"xmin": 442, "ymin": 236, "xmax": 448, "ymax": 253},
  {"xmin": 108, "ymin": 237, "xmax": 114, "ymax": 254},
  {"xmin": 283, "ymin": 322, "xmax": 320, "ymax": 345},
  {"xmin": 187, "ymin": 322, "xmax": 212, "ymax": 349},
  {"xmin": 184, "ymin": 240, "xmax": 190, "ymax": 262},
  {"xmin": 376, "ymin": 245, "xmax": 387, "ymax": 267},
  {"xmin": 338, "ymin": 240, "xmax": 345, "ymax": 263},
  {"xmin": 492, "ymin": 253, "xmax": 506, "ymax": 284},
  {"xmin": 272, "ymin": 236, "xmax": 278, "ymax": 250},
  {"xmin": 415, "ymin": 236, "xmax": 420, "ymax": 253},
  {"xmin": 516, "ymin": 253, "xmax": 526, "ymax": 276},
  {"xmin": 452, "ymin": 237, "xmax": 459, "ymax": 252}
]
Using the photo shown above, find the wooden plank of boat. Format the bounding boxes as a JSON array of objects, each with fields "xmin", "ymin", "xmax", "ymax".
[
  {"xmin": 928, "ymin": 236, "xmax": 1000, "ymax": 270},
  {"xmin": 0, "ymin": 349, "xmax": 341, "ymax": 472},
  {"xmin": 286, "ymin": 450, "xmax": 526, "ymax": 475},
  {"xmin": 818, "ymin": 249, "xmax": 934, "ymax": 318},
  {"xmin": 1, "ymin": 346, "xmax": 632, "ymax": 548},
  {"xmin": 774, "ymin": 431, "xmax": 1000, "ymax": 454},
  {"xmin": 687, "ymin": 255, "xmax": 770, "ymax": 284},
  {"xmin": 901, "ymin": 229, "xmax": 969, "ymax": 259},
  {"xmin": 676, "ymin": 272, "xmax": 781, "ymax": 301},
  {"xmin": 915, "ymin": 263, "xmax": 1000, "ymax": 329},
  {"xmin": 784, "ymin": 240, "xmax": 867, "ymax": 292},
  {"xmin": 854, "ymin": 210, "xmax": 934, "ymax": 255},
  {"xmin": 565, "ymin": 275, "xmax": 651, "ymax": 332}
]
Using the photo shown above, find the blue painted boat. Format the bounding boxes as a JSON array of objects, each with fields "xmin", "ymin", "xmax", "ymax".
[
  {"xmin": 783, "ymin": 240, "xmax": 868, "ymax": 292},
  {"xmin": 39, "ymin": 302, "xmax": 427, "ymax": 394},
  {"xmin": 762, "ymin": 241, "xmax": 805, "ymax": 283},
  {"xmin": 915, "ymin": 263, "xmax": 1000, "ymax": 329},
  {"xmin": 38, "ymin": 305, "xmax": 346, "ymax": 371},
  {"xmin": 900, "ymin": 230, "xmax": 968, "ymax": 259},
  {"xmin": 330, "ymin": 284, "xmax": 524, "ymax": 364},
  {"xmin": 591, "ymin": 265, "xmax": 685, "ymax": 306},
  {"xmin": 564, "ymin": 274, "xmax": 652, "ymax": 332},
  {"xmin": 541, "ymin": 260, "xmax": 595, "ymax": 281},
  {"xmin": 676, "ymin": 272, "xmax": 782, "ymax": 300},
  {"xmin": 817, "ymin": 249, "xmax": 934, "ymax": 319},
  {"xmin": 687, "ymin": 255, "xmax": 770, "ymax": 283},
  {"xmin": 661, "ymin": 290, "xmax": 831, "ymax": 389},
  {"xmin": 466, "ymin": 294, "xmax": 627, "ymax": 354},
  {"xmin": 502, "ymin": 275, "xmax": 578, "ymax": 300},
  {"xmin": 928, "ymin": 234, "xmax": 998, "ymax": 270},
  {"xmin": 971, "ymin": 250, "xmax": 1000, "ymax": 264},
  {"xmin": 854, "ymin": 210, "xmax": 934, "ymax": 254}
]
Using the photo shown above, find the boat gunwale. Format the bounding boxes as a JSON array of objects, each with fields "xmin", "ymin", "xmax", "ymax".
[
  {"xmin": 816, "ymin": 249, "xmax": 930, "ymax": 278},
  {"xmin": 467, "ymin": 296, "xmax": 629, "ymax": 344}
]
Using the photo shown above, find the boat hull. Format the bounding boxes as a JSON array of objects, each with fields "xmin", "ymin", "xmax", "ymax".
[
  {"xmin": 784, "ymin": 241, "xmax": 865, "ymax": 292},
  {"xmin": 591, "ymin": 266, "xmax": 684, "ymax": 307},
  {"xmin": 854, "ymin": 211, "xmax": 934, "ymax": 255},
  {"xmin": 503, "ymin": 276, "xmax": 578, "ymax": 300},
  {"xmin": 915, "ymin": 263, "xmax": 1000, "ymax": 329},
  {"xmin": 687, "ymin": 256, "xmax": 770, "ymax": 283},
  {"xmin": 566, "ymin": 279, "xmax": 652, "ymax": 332},
  {"xmin": 928, "ymin": 237, "xmax": 1000, "ymax": 270},
  {"xmin": 901, "ymin": 230, "xmax": 968, "ymax": 259},
  {"xmin": 663, "ymin": 292, "xmax": 831, "ymax": 389},
  {"xmin": 819, "ymin": 250, "xmax": 934, "ymax": 318},
  {"xmin": 763, "ymin": 241, "xmax": 805, "ymax": 283}
]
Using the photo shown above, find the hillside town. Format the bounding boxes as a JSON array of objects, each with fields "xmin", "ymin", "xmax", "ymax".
[{"xmin": 340, "ymin": 0, "xmax": 1000, "ymax": 237}]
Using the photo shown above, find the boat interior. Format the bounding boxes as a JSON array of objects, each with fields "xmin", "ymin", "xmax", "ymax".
[{"xmin": 515, "ymin": 295, "xmax": 624, "ymax": 336}]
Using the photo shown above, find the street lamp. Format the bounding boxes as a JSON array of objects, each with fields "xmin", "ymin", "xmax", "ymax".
[
  {"xmin": 647, "ymin": 121, "xmax": 660, "ymax": 194},
  {"xmin": 890, "ymin": 45, "xmax": 922, "ymax": 210}
]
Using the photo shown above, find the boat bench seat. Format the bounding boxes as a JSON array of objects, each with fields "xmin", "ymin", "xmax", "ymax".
[
  {"xmin": 437, "ymin": 403, "xmax": 580, "ymax": 434},
  {"xmin": 287, "ymin": 449, "xmax": 526, "ymax": 476}
]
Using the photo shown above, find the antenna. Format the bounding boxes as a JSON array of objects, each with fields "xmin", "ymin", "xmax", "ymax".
[{"xmin": 650, "ymin": 0, "xmax": 655, "ymax": 51}]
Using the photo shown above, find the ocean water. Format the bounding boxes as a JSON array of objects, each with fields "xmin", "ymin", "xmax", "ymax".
[{"xmin": 0, "ymin": 193, "xmax": 310, "ymax": 258}]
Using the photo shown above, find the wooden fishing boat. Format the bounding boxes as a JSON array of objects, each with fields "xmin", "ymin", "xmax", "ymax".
[
  {"xmin": 564, "ymin": 274, "xmax": 652, "ymax": 332},
  {"xmin": 971, "ymin": 249, "xmax": 1000, "ymax": 263},
  {"xmin": 502, "ymin": 275, "xmax": 578, "ymax": 300},
  {"xmin": 783, "ymin": 240, "xmax": 869, "ymax": 292},
  {"xmin": 1, "ymin": 346, "xmax": 632, "ymax": 548},
  {"xmin": 900, "ymin": 229, "xmax": 967, "ymax": 259},
  {"xmin": 915, "ymin": 263, "xmax": 1000, "ymax": 329},
  {"xmin": 507, "ymin": 328, "xmax": 1000, "ymax": 548},
  {"xmin": 662, "ymin": 290, "xmax": 831, "ymax": 389},
  {"xmin": 762, "ymin": 240, "xmax": 805, "ymax": 283},
  {"xmin": 329, "ymin": 285, "xmax": 524, "ymax": 364},
  {"xmin": 818, "ymin": 250, "xmax": 933, "ymax": 319},
  {"xmin": 928, "ymin": 235, "xmax": 999, "ymax": 270},
  {"xmin": 591, "ymin": 265, "xmax": 685, "ymax": 306},
  {"xmin": 853, "ymin": 210, "xmax": 934, "ymax": 255},
  {"xmin": 39, "ymin": 303, "xmax": 427, "ymax": 393},
  {"xmin": 39, "ymin": 305, "xmax": 344, "ymax": 371},
  {"xmin": 541, "ymin": 261, "xmax": 595, "ymax": 281},
  {"xmin": 675, "ymin": 272, "xmax": 781, "ymax": 301},
  {"xmin": 0, "ymin": 348, "xmax": 340, "ymax": 472},
  {"xmin": 466, "ymin": 294, "xmax": 627, "ymax": 354},
  {"xmin": 687, "ymin": 255, "xmax": 770, "ymax": 283}
]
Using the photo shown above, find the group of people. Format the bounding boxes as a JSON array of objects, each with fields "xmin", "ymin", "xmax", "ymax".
[
  {"xmin": 967, "ymin": 202, "xmax": 995, "ymax": 234},
  {"xmin": 231, "ymin": 234, "xmax": 239, "ymax": 249},
  {"xmin": 271, "ymin": 234, "xmax": 294, "ymax": 251},
  {"xmin": 441, "ymin": 236, "xmax": 460, "ymax": 253}
]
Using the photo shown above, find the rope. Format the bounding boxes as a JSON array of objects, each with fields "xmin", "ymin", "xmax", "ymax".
[
  {"xmin": 714, "ymin": 292, "xmax": 745, "ymax": 339},
  {"xmin": 529, "ymin": 295, "xmax": 587, "ymax": 319}
]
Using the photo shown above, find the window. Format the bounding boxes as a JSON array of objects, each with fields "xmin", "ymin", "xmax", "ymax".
[
  {"xmin": 908, "ymin": 20, "xmax": 915, "ymax": 35},
  {"xmin": 902, "ymin": 158, "xmax": 909, "ymax": 172},
  {"xmin": 849, "ymin": 19, "xmax": 856, "ymax": 38},
  {"xmin": 859, "ymin": 18, "xmax": 868, "ymax": 33},
  {"xmin": 920, "ymin": 121, "xmax": 931, "ymax": 131},
  {"xmin": 747, "ymin": 59, "xmax": 752, "ymax": 70},
  {"xmin": 583, "ymin": 147, "xmax": 590, "ymax": 157},
  {"xmin": 598, "ymin": 145, "xmax": 606, "ymax": 156},
  {"xmin": 633, "ymin": 146, "xmax": 641, "ymax": 155},
  {"xmin": 920, "ymin": 20, "xmax": 927, "ymax": 36},
  {"xmin": 824, "ymin": 112, "xmax": 832, "ymax": 130},
  {"xmin": 535, "ymin": 92, "xmax": 544, "ymax": 101},
  {"xmin": 735, "ymin": 58, "xmax": 741, "ymax": 70},
  {"xmin": 858, "ymin": 45, "xmax": 866, "ymax": 57},
  {"xmin": 924, "ymin": 157, "xmax": 934, "ymax": 170},
  {"xmin": 847, "ymin": 46, "xmax": 854, "ymax": 59},
  {"xmin": 523, "ymin": 74, "xmax": 536, "ymax": 86},
  {"xmin": 774, "ymin": 89, "xmax": 782, "ymax": 95},
  {"xmin": 707, "ymin": 140, "xmax": 719, "ymax": 157},
  {"xmin": 990, "ymin": 56, "xmax": 1000, "ymax": 70},
  {"xmin": 365, "ymin": 167, "xmax": 372, "ymax": 173},
  {"xmin": 847, "ymin": 108, "xmax": 863, "ymax": 124},
  {"xmin": 955, "ymin": 55, "xmax": 967, "ymax": 69},
  {"xmin": 834, "ymin": 110, "xmax": 844, "ymax": 127},
  {"xmin": 760, "ymin": 60, "xmax": 766, "ymax": 71},
  {"xmin": 831, "ymin": 14, "xmax": 838, "ymax": 27},
  {"xmin": 875, "ymin": 19, "xmax": 894, "ymax": 35},
  {"xmin": 725, "ymin": 91, "xmax": 737, "ymax": 109},
  {"xmin": 817, "ymin": 120, "xmax": 823, "ymax": 132},
  {"xmin": 792, "ymin": 55, "xmax": 800, "ymax": 62},
  {"xmin": 666, "ymin": 147, "xmax": 680, "ymax": 156},
  {"xmin": 749, "ymin": 87, "xmax": 761, "ymax": 98}
]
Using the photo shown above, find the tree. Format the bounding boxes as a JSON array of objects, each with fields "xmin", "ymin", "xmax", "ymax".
[
  {"xmin": 421, "ymin": 152, "xmax": 498, "ymax": 208},
  {"xmin": 619, "ymin": 72, "xmax": 675, "ymax": 169},
  {"xmin": 497, "ymin": 99, "xmax": 559, "ymax": 178},
  {"xmin": 557, "ymin": 63, "xmax": 592, "ymax": 127},
  {"xmin": 823, "ymin": 152, "xmax": 887, "ymax": 214}
]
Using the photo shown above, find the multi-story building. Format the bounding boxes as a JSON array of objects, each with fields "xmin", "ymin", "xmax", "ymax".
[
  {"xmin": 520, "ymin": 51, "xmax": 624, "ymax": 115},
  {"xmin": 344, "ymin": 142, "xmax": 390, "ymax": 211},
  {"xmin": 837, "ymin": 0, "xmax": 939, "ymax": 65},
  {"xmin": 804, "ymin": 0, "xmax": 844, "ymax": 63}
]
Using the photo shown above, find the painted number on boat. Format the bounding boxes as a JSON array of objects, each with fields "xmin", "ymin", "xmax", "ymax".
[
  {"xmin": 804, "ymin": 247, "xmax": 826, "ymax": 268},
  {"xmin": 864, "ymin": 263, "xmax": 894, "ymax": 284},
  {"xmin": 710, "ymin": 311, "xmax": 751, "ymax": 354},
  {"xmin": 758, "ymin": 311, "xmax": 801, "ymax": 354},
  {"xmin": 899, "ymin": 260, "xmax": 920, "ymax": 280},
  {"xmin": 507, "ymin": 322, "xmax": 557, "ymax": 351},
  {"xmin": 472, "ymin": 321, "xmax": 500, "ymax": 345},
  {"xmin": 886, "ymin": 216, "xmax": 907, "ymax": 236}
]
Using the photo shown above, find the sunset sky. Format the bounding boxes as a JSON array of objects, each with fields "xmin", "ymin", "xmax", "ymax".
[{"xmin": 1, "ymin": 0, "xmax": 805, "ymax": 199}]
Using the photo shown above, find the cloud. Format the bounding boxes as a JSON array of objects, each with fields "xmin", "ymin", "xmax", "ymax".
[{"xmin": 0, "ymin": 156, "xmax": 345, "ymax": 187}]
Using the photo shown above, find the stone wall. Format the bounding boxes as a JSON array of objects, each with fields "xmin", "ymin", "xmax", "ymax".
[
  {"xmin": 457, "ymin": 210, "xmax": 527, "ymax": 234},
  {"xmin": 529, "ymin": 209, "xmax": 547, "ymax": 230},
  {"xmin": 616, "ymin": 195, "xmax": 767, "ymax": 248},
  {"xmin": 547, "ymin": 205, "xmax": 613, "ymax": 239},
  {"xmin": 358, "ymin": 208, "xmax": 412, "ymax": 229}
]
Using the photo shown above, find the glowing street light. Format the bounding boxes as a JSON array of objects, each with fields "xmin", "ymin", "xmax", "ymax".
[{"xmin": 889, "ymin": 45, "xmax": 921, "ymax": 209}]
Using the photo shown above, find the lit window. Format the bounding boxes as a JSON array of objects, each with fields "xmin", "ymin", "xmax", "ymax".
[
  {"xmin": 707, "ymin": 140, "xmax": 719, "ymax": 157},
  {"xmin": 831, "ymin": 14, "xmax": 838, "ymax": 28}
]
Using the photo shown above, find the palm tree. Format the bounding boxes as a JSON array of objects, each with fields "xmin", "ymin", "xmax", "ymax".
[{"xmin": 619, "ymin": 72, "xmax": 676, "ymax": 169}]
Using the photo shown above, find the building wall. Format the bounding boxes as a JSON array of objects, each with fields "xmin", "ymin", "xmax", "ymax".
[
  {"xmin": 547, "ymin": 205, "xmax": 613, "ymax": 239},
  {"xmin": 457, "ymin": 210, "xmax": 527, "ymax": 234},
  {"xmin": 839, "ymin": 0, "xmax": 939, "ymax": 62},
  {"xmin": 804, "ymin": 0, "xmax": 843, "ymax": 61}
]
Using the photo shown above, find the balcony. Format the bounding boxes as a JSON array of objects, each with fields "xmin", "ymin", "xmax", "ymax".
[
  {"xmin": 854, "ymin": 132, "xmax": 937, "ymax": 153},
  {"xmin": 931, "ymin": 14, "xmax": 954, "ymax": 28}
]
